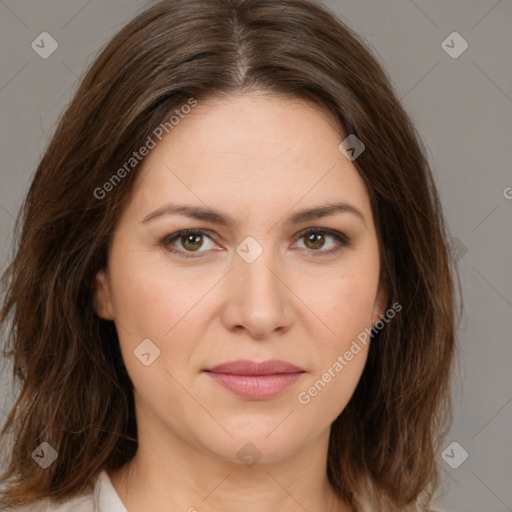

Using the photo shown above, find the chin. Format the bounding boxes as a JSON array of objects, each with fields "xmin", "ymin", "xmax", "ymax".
[{"xmin": 195, "ymin": 416, "xmax": 311, "ymax": 465}]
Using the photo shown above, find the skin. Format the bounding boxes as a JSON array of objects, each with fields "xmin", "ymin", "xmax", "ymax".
[{"xmin": 93, "ymin": 91, "xmax": 387, "ymax": 512}]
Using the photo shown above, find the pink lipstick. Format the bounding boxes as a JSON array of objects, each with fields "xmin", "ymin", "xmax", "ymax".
[{"xmin": 204, "ymin": 359, "xmax": 305, "ymax": 400}]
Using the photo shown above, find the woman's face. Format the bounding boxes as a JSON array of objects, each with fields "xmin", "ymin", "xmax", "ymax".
[{"xmin": 94, "ymin": 92, "xmax": 386, "ymax": 465}]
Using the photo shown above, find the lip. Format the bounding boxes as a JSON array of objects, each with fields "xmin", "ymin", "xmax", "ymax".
[{"xmin": 204, "ymin": 359, "xmax": 305, "ymax": 400}]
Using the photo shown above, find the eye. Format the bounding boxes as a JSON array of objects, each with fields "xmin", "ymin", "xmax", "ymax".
[
  {"xmin": 292, "ymin": 228, "xmax": 349, "ymax": 256},
  {"xmin": 161, "ymin": 228, "xmax": 349, "ymax": 258},
  {"xmin": 162, "ymin": 229, "xmax": 218, "ymax": 257}
]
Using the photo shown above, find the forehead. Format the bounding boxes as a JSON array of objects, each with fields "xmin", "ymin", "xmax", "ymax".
[{"xmin": 128, "ymin": 92, "xmax": 373, "ymax": 226}]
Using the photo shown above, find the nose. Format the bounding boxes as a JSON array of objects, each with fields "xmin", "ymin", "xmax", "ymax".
[{"xmin": 219, "ymin": 245, "xmax": 294, "ymax": 340}]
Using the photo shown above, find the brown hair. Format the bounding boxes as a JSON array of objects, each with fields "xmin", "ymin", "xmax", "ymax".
[{"xmin": 0, "ymin": 0, "xmax": 460, "ymax": 509}]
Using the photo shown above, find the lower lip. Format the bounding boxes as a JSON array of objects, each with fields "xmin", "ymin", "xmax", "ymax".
[{"xmin": 205, "ymin": 372, "xmax": 304, "ymax": 400}]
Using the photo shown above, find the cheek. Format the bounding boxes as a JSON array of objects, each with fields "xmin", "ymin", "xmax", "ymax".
[
  {"xmin": 297, "ymin": 261, "xmax": 379, "ymax": 411},
  {"xmin": 108, "ymin": 244, "xmax": 195, "ymax": 336},
  {"xmin": 110, "ymin": 271, "xmax": 165, "ymax": 335},
  {"xmin": 313, "ymin": 268, "xmax": 379, "ymax": 341},
  {"xmin": 297, "ymin": 274, "xmax": 375, "ymax": 418},
  {"xmin": 107, "ymin": 251, "xmax": 217, "ymax": 367}
]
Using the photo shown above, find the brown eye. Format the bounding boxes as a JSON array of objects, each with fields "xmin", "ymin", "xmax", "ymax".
[
  {"xmin": 162, "ymin": 228, "xmax": 349, "ymax": 259},
  {"xmin": 162, "ymin": 230, "xmax": 217, "ymax": 257},
  {"xmin": 303, "ymin": 232, "xmax": 326, "ymax": 250},
  {"xmin": 181, "ymin": 233, "xmax": 203, "ymax": 251},
  {"xmin": 293, "ymin": 228, "xmax": 349, "ymax": 256}
]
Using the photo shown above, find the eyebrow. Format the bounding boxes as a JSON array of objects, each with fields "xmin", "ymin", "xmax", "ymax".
[{"xmin": 141, "ymin": 201, "xmax": 366, "ymax": 227}]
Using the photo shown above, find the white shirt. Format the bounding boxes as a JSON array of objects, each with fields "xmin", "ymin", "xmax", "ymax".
[{"xmin": 9, "ymin": 470, "xmax": 127, "ymax": 512}]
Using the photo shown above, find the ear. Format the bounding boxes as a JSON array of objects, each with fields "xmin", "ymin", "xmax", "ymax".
[
  {"xmin": 371, "ymin": 280, "xmax": 388, "ymax": 327},
  {"xmin": 92, "ymin": 268, "xmax": 114, "ymax": 320}
]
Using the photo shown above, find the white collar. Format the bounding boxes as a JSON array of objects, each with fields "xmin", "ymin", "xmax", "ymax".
[{"xmin": 93, "ymin": 470, "xmax": 128, "ymax": 512}]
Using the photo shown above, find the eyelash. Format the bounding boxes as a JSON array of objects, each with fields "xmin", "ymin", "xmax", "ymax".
[{"xmin": 161, "ymin": 228, "xmax": 350, "ymax": 259}]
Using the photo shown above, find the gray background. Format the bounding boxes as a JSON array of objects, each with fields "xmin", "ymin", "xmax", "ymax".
[{"xmin": 0, "ymin": 1, "xmax": 511, "ymax": 511}]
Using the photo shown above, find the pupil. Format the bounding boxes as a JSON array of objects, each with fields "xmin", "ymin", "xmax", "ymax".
[
  {"xmin": 184, "ymin": 234, "xmax": 201, "ymax": 251},
  {"xmin": 307, "ymin": 233, "xmax": 324, "ymax": 249}
]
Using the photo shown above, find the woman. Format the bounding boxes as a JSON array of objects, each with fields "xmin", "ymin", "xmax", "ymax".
[{"xmin": 0, "ymin": 0, "xmax": 460, "ymax": 510}]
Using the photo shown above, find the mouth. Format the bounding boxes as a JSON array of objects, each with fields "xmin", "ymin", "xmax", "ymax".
[{"xmin": 203, "ymin": 359, "xmax": 306, "ymax": 400}]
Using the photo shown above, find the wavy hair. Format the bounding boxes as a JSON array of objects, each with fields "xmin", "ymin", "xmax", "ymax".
[{"xmin": 0, "ymin": 0, "xmax": 460, "ymax": 509}]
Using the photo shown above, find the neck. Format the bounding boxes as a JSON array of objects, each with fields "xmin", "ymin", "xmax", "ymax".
[{"xmin": 108, "ymin": 415, "xmax": 352, "ymax": 512}]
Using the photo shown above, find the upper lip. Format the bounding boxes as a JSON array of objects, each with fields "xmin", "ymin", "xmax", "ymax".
[{"xmin": 204, "ymin": 359, "xmax": 305, "ymax": 376}]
